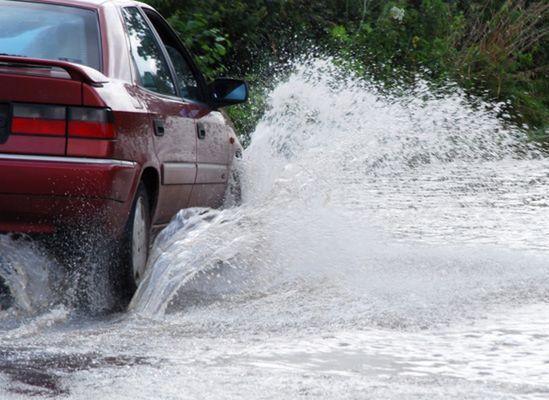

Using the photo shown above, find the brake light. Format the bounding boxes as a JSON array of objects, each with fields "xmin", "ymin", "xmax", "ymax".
[
  {"xmin": 68, "ymin": 107, "xmax": 114, "ymax": 139},
  {"xmin": 11, "ymin": 104, "xmax": 66, "ymax": 136},
  {"xmin": 9, "ymin": 102, "xmax": 115, "ymax": 155}
]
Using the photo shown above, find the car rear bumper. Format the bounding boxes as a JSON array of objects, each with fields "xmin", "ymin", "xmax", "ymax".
[{"xmin": 0, "ymin": 153, "xmax": 138, "ymax": 234}]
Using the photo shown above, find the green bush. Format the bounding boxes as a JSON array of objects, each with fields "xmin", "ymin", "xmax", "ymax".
[
  {"xmin": 167, "ymin": 11, "xmax": 230, "ymax": 80},
  {"xmin": 144, "ymin": 0, "xmax": 548, "ymax": 141}
]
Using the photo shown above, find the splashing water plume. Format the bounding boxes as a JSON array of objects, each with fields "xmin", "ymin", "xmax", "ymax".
[
  {"xmin": 1, "ymin": 59, "xmax": 549, "ymax": 399},
  {"xmin": 130, "ymin": 59, "xmax": 549, "ymax": 332},
  {"xmin": 0, "ymin": 235, "xmax": 61, "ymax": 316}
]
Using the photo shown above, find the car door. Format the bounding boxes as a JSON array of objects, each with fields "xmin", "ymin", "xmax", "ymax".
[
  {"xmin": 139, "ymin": 7, "xmax": 231, "ymax": 209},
  {"xmin": 122, "ymin": 7, "xmax": 203, "ymax": 225},
  {"xmin": 192, "ymin": 110, "xmax": 233, "ymax": 208}
]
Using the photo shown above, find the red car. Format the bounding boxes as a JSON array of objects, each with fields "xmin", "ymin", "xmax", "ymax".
[{"xmin": 0, "ymin": 0, "xmax": 247, "ymax": 294}]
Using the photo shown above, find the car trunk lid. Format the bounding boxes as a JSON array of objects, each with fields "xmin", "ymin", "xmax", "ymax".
[{"xmin": 0, "ymin": 56, "xmax": 109, "ymax": 156}]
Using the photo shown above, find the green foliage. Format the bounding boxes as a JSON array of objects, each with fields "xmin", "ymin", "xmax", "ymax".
[
  {"xmin": 144, "ymin": 0, "xmax": 548, "ymax": 141},
  {"xmin": 454, "ymin": 0, "xmax": 549, "ymax": 131},
  {"xmin": 329, "ymin": 0, "xmax": 462, "ymax": 81},
  {"xmin": 167, "ymin": 12, "xmax": 230, "ymax": 79},
  {"xmin": 330, "ymin": 0, "xmax": 548, "ymax": 132}
]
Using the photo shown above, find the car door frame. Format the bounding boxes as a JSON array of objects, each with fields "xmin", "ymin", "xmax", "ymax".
[
  {"xmin": 121, "ymin": 5, "xmax": 212, "ymax": 226},
  {"xmin": 140, "ymin": 7, "xmax": 234, "ymax": 209}
]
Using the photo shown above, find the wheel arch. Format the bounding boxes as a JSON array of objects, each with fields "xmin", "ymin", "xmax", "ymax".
[{"xmin": 139, "ymin": 166, "xmax": 160, "ymax": 217}]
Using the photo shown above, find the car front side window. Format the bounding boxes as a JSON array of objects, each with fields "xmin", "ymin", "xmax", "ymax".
[
  {"xmin": 165, "ymin": 45, "xmax": 200, "ymax": 101},
  {"xmin": 122, "ymin": 7, "xmax": 176, "ymax": 96}
]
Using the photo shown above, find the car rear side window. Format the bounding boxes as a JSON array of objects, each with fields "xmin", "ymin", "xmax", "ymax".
[
  {"xmin": 122, "ymin": 7, "xmax": 176, "ymax": 97},
  {"xmin": 0, "ymin": 0, "xmax": 101, "ymax": 71}
]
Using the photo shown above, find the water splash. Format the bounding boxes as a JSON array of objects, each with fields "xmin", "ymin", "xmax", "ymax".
[
  {"xmin": 131, "ymin": 59, "xmax": 549, "ymax": 331},
  {"xmin": 0, "ymin": 230, "xmax": 123, "ymax": 319},
  {"xmin": 1, "ymin": 59, "xmax": 548, "ymax": 399},
  {"xmin": 0, "ymin": 235, "xmax": 61, "ymax": 316}
]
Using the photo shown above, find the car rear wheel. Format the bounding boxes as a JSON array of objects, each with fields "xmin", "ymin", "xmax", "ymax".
[{"xmin": 119, "ymin": 183, "xmax": 151, "ymax": 298}]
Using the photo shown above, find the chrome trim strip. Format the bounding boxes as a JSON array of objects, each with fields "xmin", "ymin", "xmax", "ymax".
[
  {"xmin": 196, "ymin": 163, "xmax": 229, "ymax": 184},
  {"xmin": 198, "ymin": 163, "xmax": 229, "ymax": 171},
  {"xmin": 162, "ymin": 162, "xmax": 196, "ymax": 185},
  {"xmin": 0, "ymin": 153, "xmax": 136, "ymax": 168}
]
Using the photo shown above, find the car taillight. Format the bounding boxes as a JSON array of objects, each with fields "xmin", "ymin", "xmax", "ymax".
[
  {"xmin": 11, "ymin": 104, "xmax": 66, "ymax": 136},
  {"xmin": 68, "ymin": 107, "xmax": 114, "ymax": 139},
  {"xmin": 10, "ymin": 104, "xmax": 114, "ymax": 139},
  {"xmin": 9, "ymin": 103, "xmax": 116, "ymax": 158}
]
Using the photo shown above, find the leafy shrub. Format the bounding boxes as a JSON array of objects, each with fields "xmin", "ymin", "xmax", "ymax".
[{"xmin": 144, "ymin": 0, "xmax": 548, "ymax": 140}]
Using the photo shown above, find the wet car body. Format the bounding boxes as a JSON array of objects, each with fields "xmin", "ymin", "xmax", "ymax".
[{"xmin": 0, "ymin": 0, "xmax": 247, "ymax": 291}]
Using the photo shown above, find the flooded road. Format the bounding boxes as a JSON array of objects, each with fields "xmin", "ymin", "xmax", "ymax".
[{"xmin": 1, "ymin": 60, "xmax": 548, "ymax": 399}]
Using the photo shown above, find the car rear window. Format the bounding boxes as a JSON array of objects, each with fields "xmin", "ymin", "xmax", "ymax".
[{"xmin": 0, "ymin": 0, "xmax": 101, "ymax": 71}]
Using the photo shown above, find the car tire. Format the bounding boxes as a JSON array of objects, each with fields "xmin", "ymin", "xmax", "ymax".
[{"xmin": 118, "ymin": 183, "xmax": 151, "ymax": 300}]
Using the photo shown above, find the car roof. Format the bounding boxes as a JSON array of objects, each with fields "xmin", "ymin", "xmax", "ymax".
[{"xmin": 10, "ymin": 0, "xmax": 151, "ymax": 10}]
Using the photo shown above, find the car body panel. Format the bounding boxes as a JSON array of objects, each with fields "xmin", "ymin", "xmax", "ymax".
[
  {"xmin": 135, "ymin": 87, "xmax": 200, "ymax": 224},
  {"xmin": 0, "ymin": 154, "xmax": 137, "ymax": 234},
  {"xmin": 0, "ymin": 0, "xmax": 243, "ymax": 236}
]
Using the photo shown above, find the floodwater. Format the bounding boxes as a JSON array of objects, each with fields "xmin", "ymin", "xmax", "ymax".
[{"xmin": 1, "ymin": 60, "xmax": 548, "ymax": 399}]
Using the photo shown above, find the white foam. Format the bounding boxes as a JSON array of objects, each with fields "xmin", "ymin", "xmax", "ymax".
[{"xmin": 131, "ymin": 59, "xmax": 549, "ymax": 332}]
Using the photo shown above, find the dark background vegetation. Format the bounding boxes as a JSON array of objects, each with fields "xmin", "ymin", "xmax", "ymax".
[{"xmin": 145, "ymin": 0, "xmax": 548, "ymax": 143}]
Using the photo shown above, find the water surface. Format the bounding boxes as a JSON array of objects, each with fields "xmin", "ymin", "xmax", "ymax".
[{"xmin": 1, "ymin": 60, "xmax": 548, "ymax": 399}]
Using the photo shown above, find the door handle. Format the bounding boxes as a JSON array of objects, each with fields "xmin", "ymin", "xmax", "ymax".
[
  {"xmin": 154, "ymin": 119, "xmax": 165, "ymax": 137},
  {"xmin": 197, "ymin": 123, "xmax": 206, "ymax": 140}
]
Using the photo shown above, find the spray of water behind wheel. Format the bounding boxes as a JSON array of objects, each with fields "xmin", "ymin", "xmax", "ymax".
[{"xmin": 0, "ymin": 228, "xmax": 130, "ymax": 317}]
